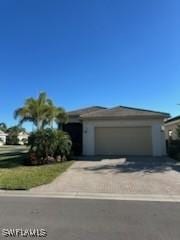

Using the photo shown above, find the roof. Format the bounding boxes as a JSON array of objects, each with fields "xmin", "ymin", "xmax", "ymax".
[
  {"xmin": 18, "ymin": 132, "xmax": 29, "ymax": 136},
  {"xmin": 80, "ymin": 106, "xmax": 170, "ymax": 119},
  {"xmin": 165, "ymin": 116, "xmax": 180, "ymax": 124},
  {"xmin": 68, "ymin": 106, "xmax": 107, "ymax": 117}
]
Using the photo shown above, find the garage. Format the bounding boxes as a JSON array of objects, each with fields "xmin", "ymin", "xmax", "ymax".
[
  {"xmin": 67, "ymin": 105, "xmax": 168, "ymax": 156},
  {"xmin": 95, "ymin": 127, "xmax": 152, "ymax": 156}
]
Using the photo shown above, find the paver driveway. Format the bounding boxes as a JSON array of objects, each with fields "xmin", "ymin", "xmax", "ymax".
[{"xmin": 31, "ymin": 157, "xmax": 180, "ymax": 195}]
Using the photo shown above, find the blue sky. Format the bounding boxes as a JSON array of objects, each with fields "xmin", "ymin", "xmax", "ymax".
[{"xmin": 0, "ymin": 0, "xmax": 180, "ymax": 129}]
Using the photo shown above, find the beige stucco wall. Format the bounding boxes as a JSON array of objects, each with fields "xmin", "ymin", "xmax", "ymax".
[
  {"xmin": 165, "ymin": 121, "xmax": 180, "ymax": 140},
  {"xmin": 83, "ymin": 119, "xmax": 166, "ymax": 157}
]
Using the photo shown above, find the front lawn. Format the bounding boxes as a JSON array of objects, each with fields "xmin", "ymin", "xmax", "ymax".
[{"xmin": 0, "ymin": 146, "xmax": 73, "ymax": 190}]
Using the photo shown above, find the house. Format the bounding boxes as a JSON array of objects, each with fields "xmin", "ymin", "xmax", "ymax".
[
  {"xmin": 63, "ymin": 106, "xmax": 170, "ymax": 157},
  {"xmin": 17, "ymin": 132, "xmax": 29, "ymax": 145},
  {"xmin": 164, "ymin": 116, "xmax": 180, "ymax": 140},
  {"xmin": 0, "ymin": 130, "xmax": 8, "ymax": 146}
]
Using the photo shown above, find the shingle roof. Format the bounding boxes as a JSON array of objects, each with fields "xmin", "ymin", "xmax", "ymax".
[
  {"xmin": 80, "ymin": 106, "xmax": 170, "ymax": 119},
  {"xmin": 165, "ymin": 116, "xmax": 180, "ymax": 124},
  {"xmin": 68, "ymin": 106, "xmax": 107, "ymax": 117}
]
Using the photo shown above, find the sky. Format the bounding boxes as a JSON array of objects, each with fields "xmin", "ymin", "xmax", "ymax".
[{"xmin": 0, "ymin": 0, "xmax": 180, "ymax": 130}]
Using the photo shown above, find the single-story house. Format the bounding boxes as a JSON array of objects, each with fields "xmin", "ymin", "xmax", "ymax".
[
  {"xmin": 164, "ymin": 116, "xmax": 180, "ymax": 140},
  {"xmin": 63, "ymin": 106, "xmax": 170, "ymax": 157},
  {"xmin": 17, "ymin": 132, "xmax": 29, "ymax": 145},
  {"xmin": 0, "ymin": 130, "xmax": 8, "ymax": 146}
]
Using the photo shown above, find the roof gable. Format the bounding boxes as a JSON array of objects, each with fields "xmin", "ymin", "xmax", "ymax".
[
  {"xmin": 80, "ymin": 106, "xmax": 170, "ymax": 119},
  {"xmin": 165, "ymin": 116, "xmax": 180, "ymax": 124},
  {"xmin": 68, "ymin": 106, "xmax": 106, "ymax": 117}
]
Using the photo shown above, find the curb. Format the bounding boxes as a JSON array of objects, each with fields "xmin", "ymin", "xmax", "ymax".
[{"xmin": 0, "ymin": 191, "xmax": 180, "ymax": 202}]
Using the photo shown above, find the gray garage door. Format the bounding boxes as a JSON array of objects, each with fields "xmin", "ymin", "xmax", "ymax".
[{"xmin": 95, "ymin": 127, "xmax": 152, "ymax": 155}]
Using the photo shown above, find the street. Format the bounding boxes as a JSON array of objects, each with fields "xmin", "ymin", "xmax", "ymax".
[{"xmin": 0, "ymin": 197, "xmax": 180, "ymax": 240}]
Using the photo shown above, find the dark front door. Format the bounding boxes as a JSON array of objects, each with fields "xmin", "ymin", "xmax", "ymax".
[{"xmin": 63, "ymin": 123, "xmax": 82, "ymax": 156}]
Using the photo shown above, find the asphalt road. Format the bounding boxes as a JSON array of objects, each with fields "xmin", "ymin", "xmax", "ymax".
[{"xmin": 0, "ymin": 197, "xmax": 180, "ymax": 240}]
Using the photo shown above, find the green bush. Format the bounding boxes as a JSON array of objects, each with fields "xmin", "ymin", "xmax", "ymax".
[
  {"xmin": 6, "ymin": 134, "xmax": 19, "ymax": 145},
  {"xmin": 168, "ymin": 140, "xmax": 180, "ymax": 160},
  {"xmin": 28, "ymin": 129, "xmax": 72, "ymax": 165}
]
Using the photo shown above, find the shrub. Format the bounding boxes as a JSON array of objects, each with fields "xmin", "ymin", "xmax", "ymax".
[
  {"xmin": 54, "ymin": 131, "xmax": 72, "ymax": 159},
  {"xmin": 168, "ymin": 140, "xmax": 180, "ymax": 160},
  {"xmin": 176, "ymin": 125, "xmax": 180, "ymax": 139},
  {"xmin": 22, "ymin": 138, "xmax": 28, "ymax": 145},
  {"xmin": 28, "ymin": 128, "xmax": 72, "ymax": 165},
  {"xmin": 6, "ymin": 133, "xmax": 19, "ymax": 145}
]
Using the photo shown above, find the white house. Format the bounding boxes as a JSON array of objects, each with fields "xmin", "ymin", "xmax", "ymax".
[
  {"xmin": 63, "ymin": 106, "xmax": 170, "ymax": 157},
  {"xmin": 17, "ymin": 132, "xmax": 29, "ymax": 145},
  {"xmin": 0, "ymin": 130, "xmax": 8, "ymax": 146},
  {"xmin": 164, "ymin": 116, "xmax": 180, "ymax": 140}
]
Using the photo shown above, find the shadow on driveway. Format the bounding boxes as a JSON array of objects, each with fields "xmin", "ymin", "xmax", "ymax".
[{"xmin": 82, "ymin": 157, "xmax": 180, "ymax": 174}]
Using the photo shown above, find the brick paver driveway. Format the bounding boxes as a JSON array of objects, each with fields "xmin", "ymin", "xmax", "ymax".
[{"xmin": 31, "ymin": 157, "xmax": 180, "ymax": 195}]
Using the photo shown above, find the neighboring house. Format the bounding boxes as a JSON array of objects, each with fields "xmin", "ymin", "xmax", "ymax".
[
  {"xmin": 63, "ymin": 106, "xmax": 170, "ymax": 157},
  {"xmin": 0, "ymin": 130, "xmax": 8, "ymax": 146},
  {"xmin": 164, "ymin": 116, "xmax": 180, "ymax": 140},
  {"xmin": 17, "ymin": 132, "xmax": 29, "ymax": 145}
]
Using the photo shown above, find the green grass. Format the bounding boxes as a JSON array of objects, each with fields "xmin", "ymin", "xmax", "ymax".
[{"xmin": 0, "ymin": 145, "xmax": 73, "ymax": 190}]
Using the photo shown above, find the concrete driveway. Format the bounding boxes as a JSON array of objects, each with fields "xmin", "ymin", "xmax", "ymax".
[{"xmin": 31, "ymin": 157, "xmax": 180, "ymax": 195}]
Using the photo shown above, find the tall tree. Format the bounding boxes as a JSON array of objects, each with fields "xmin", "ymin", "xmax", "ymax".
[
  {"xmin": 45, "ymin": 106, "xmax": 68, "ymax": 129},
  {"xmin": 56, "ymin": 107, "xmax": 68, "ymax": 129},
  {"xmin": 0, "ymin": 122, "xmax": 7, "ymax": 132},
  {"xmin": 7, "ymin": 125, "xmax": 26, "ymax": 134},
  {"xmin": 14, "ymin": 92, "xmax": 68, "ymax": 130}
]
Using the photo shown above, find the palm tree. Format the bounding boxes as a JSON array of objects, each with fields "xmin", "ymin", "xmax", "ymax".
[
  {"xmin": 55, "ymin": 107, "xmax": 68, "ymax": 129},
  {"xmin": 0, "ymin": 122, "xmax": 7, "ymax": 132},
  {"xmin": 14, "ymin": 92, "xmax": 68, "ymax": 130},
  {"xmin": 14, "ymin": 92, "xmax": 50, "ymax": 129},
  {"xmin": 43, "ymin": 105, "xmax": 68, "ymax": 129}
]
